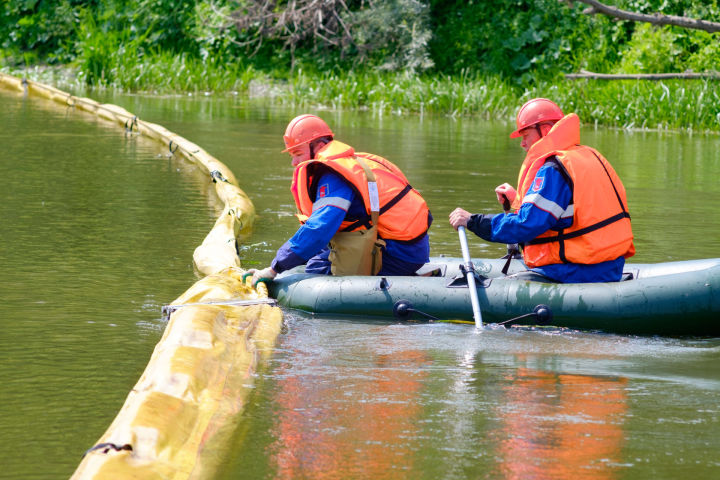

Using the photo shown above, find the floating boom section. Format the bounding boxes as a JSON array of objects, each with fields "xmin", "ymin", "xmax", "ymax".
[
  {"xmin": 0, "ymin": 73, "xmax": 283, "ymax": 479},
  {"xmin": 72, "ymin": 274, "xmax": 282, "ymax": 479},
  {"xmin": 0, "ymin": 72, "xmax": 253, "ymax": 276}
]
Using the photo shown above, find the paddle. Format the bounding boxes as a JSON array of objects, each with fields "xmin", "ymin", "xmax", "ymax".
[{"xmin": 458, "ymin": 226, "xmax": 483, "ymax": 328}]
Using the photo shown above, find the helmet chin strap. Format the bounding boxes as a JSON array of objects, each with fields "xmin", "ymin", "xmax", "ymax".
[{"xmin": 535, "ymin": 124, "xmax": 544, "ymax": 138}]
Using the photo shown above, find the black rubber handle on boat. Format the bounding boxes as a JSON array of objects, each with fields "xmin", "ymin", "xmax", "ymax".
[{"xmin": 393, "ymin": 300, "xmax": 439, "ymax": 321}]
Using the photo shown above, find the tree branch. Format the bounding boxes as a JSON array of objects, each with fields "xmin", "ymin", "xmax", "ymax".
[
  {"xmin": 565, "ymin": 69, "xmax": 720, "ymax": 80},
  {"xmin": 567, "ymin": 0, "xmax": 720, "ymax": 33}
]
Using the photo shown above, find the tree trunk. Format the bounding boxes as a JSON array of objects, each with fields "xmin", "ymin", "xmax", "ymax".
[
  {"xmin": 565, "ymin": 69, "xmax": 720, "ymax": 80},
  {"xmin": 566, "ymin": 0, "xmax": 720, "ymax": 33}
]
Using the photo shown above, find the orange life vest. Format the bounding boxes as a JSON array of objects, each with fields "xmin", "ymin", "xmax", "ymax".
[
  {"xmin": 515, "ymin": 114, "xmax": 635, "ymax": 268},
  {"xmin": 291, "ymin": 140, "xmax": 430, "ymax": 242}
]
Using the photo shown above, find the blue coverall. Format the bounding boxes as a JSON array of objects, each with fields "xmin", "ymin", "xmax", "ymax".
[
  {"xmin": 466, "ymin": 160, "xmax": 625, "ymax": 283},
  {"xmin": 271, "ymin": 171, "xmax": 430, "ymax": 276}
]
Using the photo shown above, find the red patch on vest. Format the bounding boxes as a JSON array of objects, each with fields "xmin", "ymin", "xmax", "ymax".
[
  {"xmin": 531, "ymin": 176, "xmax": 544, "ymax": 192},
  {"xmin": 318, "ymin": 184, "xmax": 328, "ymax": 198}
]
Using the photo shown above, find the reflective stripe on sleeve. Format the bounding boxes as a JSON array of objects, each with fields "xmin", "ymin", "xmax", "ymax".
[
  {"xmin": 560, "ymin": 204, "xmax": 574, "ymax": 219},
  {"xmin": 523, "ymin": 193, "xmax": 572, "ymax": 220},
  {"xmin": 312, "ymin": 196, "xmax": 352, "ymax": 212}
]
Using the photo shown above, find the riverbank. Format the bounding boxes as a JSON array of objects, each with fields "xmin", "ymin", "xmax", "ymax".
[{"xmin": 4, "ymin": 63, "xmax": 718, "ymax": 134}]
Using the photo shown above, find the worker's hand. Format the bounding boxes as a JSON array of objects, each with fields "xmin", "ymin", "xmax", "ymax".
[
  {"xmin": 495, "ymin": 183, "xmax": 517, "ymax": 208},
  {"xmin": 449, "ymin": 208, "xmax": 472, "ymax": 230},
  {"xmin": 247, "ymin": 266, "xmax": 277, "ymax": 287}
]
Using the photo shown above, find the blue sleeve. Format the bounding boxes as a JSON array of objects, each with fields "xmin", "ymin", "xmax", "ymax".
[
  {"xmin": 489, "ymin": 164, "xmax": 573, "ymax": 244},
  {"xmin": 271, "ymin": 172, "xmax": 355, "ymax": 273}
]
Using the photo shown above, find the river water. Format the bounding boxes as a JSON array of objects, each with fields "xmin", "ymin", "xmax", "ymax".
[{"xmin": 1, "ymin": 87, "xmax": 719, "ymax": 479}]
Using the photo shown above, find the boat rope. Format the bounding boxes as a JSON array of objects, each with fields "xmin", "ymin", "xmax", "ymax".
[
  {"xmin": 392, "ymin": 300, "xmax": 553, "ymax": 327},
  {"xmin": 82, "ymin": 442, "xmax": 132, "ymax": 458},
  {"xmin": 211, "ymin": 169, "xmax": 229, "ymax": 183},
  {"xmin": 161, "ymin": 298, "xmax": 277, "ymax": 320},
  {"xmin": 496, "ymin": 304, "xmax": 553, "ymax": 326},
  {"xmin": 392, "ymin": 300, "xmax": 439, "ymax": 321}
]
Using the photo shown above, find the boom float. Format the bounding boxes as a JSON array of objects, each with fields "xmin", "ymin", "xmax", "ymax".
[{"xmin": 0, "ymin": 73, "xmax": 283, "ymax": 479}]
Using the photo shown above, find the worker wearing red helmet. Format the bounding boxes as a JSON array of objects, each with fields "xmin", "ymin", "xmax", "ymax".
[
  {"xmin": 250, "ymin": 114, "xmax": 432, "ymax": 285},
  {"xmin": 449, "ymin": 98, "xmax": 635, "ymax": 283}
]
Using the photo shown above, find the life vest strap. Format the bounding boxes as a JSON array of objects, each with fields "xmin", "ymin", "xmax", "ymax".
[
  {"xmin": 353, "ymin": 155, "xmax": 380, "ymax": 228},
  {"xmin": 341, "ymin": 184, "xmax": 413, "ymax": 232},
  {"xmin": 526, "ymin": 211, "xmax": 631, "ymax": 246},
  {"xmin": 591, "ymin": 151, "xmax": 630, "ymax": 217}
]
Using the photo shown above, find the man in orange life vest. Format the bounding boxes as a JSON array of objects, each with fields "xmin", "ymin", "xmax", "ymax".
[
  {"xmin": 250, "ymin": 114, "xmax": 432, "ymax": 286},
  {"xmin": 449, "ymin": 98, "xmax": 635, "ymax": 283}
]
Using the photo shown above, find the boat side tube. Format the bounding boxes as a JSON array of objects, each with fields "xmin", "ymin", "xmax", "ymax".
[{"xmin": 269, "ymin": 258, "xmax": 720, "ymax": 336}]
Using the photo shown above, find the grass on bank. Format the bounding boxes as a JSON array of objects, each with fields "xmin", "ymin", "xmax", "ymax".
[{"xmin": 2, "ymin": 53, "xmax": 719, "ymax": 133}]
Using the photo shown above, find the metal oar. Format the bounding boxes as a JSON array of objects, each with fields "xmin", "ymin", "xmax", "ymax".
[{"xmin": 458, "ymin": 226, "xmax": 483, "ymax": 328}]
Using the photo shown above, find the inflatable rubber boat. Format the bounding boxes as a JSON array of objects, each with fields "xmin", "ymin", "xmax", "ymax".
[{"xmin": 268, "ymin": 257, "xmax": 720, "ymax": 336}]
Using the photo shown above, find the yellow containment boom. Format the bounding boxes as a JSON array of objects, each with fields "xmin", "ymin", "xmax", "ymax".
[
  {"xmin": 72, "ymin": 273, "xmax": 282, "ymax": 479},
  {"xmin": 0, "ymin": 72, "xmax": 254, "ymax": 276},
  {"xmin": 0, "ymin": 73, "xmax": 283, "ymax": 479}
]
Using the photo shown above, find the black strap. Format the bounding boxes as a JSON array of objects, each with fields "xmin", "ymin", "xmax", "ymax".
[
  {"xmin": 528, "ymin": 211, "xmax": 631, "ymax": 246},
  {"xmin": 341, "ymin": 184, "xmax": 414, "ymax": 232},
  {"xmin": 501, "ymin": 254, "xmax": 513, "ymax": 275},
  {"xmin": 501, "ymin": 244, "xmax": 521, "ymax": 274},
  {"xmin": 591, "ymin": 151, "xmax": 630, "ymax": 217}
]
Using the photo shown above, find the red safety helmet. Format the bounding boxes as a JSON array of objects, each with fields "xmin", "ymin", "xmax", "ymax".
[
  {"xmin": 509, "ymin": 98, "xmax": 564, "ymax": 138},
  {"xmin": 282, "ymin": 114, "xmax": 334, "ymax": 152}
]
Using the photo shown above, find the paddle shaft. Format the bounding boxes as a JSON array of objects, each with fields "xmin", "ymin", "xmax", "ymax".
[{"xmin": 458, "ymin": 226, "xmax": 483, "ymax": 328}]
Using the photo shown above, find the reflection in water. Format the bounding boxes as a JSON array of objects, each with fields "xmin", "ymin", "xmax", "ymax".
[
  {"xmin": 493, "ymin": 367, "xmax": 627, "ymax": 480},
  {"xmin": 221, "ymin": 319, "xmax": 720, "ymax": 480},
  {"xmin": 270, "ymin": 347, "xmax": 429, "ymax": 479}
]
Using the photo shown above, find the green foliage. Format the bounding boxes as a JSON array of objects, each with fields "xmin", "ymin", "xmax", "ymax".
[
  {"xmin": 286, "ymin": 69, "xmax": 516, "ymax": 117},
  {"xmin": 345, "ymin": 0, "xmax": 434, "ymax": 73},
  {"xmin": 428, "ymin": 0, "xmax": 720, "ymax": 83},
  {"xmin": 428, "ymin": 0, "xmax": 601, "ymax": 83},
  {"xmin": 612, "ymin": 1, "xmax": 720, "ymax": 74},
  {"xmin": 4, "ymin": 0, "xmax": 720, "ymax": 81},
  {"xmin": 618, "ymin": 23, "xmax": 683, "ymax": 73},
  {"xmin": 191, "ymin": 1, "xmax": 236, "ymax": 59},
  {"xmin": 685, "ymin": 32, "xmax": 720, "ymax": 72},
  {"xmin": 2, "ymin": 0, "xmax": 720, "ymax": 131},
  {"xmin": 552, "ymin": 79, "xmax": 720, "ymax": 131},
  {"xmin": 0, "ymin": 0, "xmax": 81, "ymax": 65}
]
